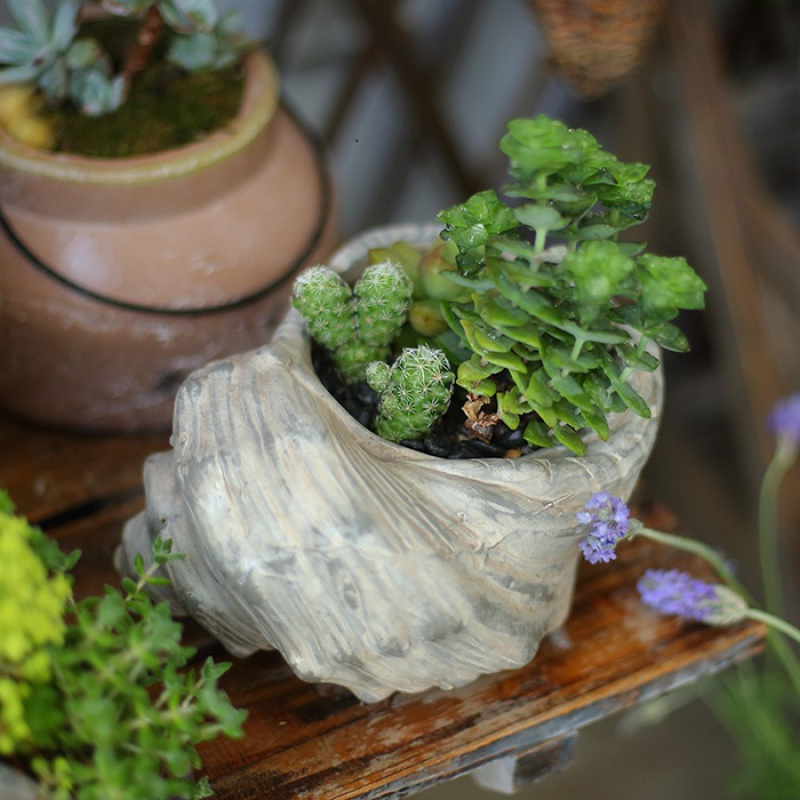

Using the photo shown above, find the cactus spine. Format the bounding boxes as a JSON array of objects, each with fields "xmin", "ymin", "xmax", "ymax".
[{"xmin": 366, "ymin": 346, "xmax": 454, "ymax": 442}]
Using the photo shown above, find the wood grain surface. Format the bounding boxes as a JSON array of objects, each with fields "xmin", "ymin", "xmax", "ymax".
[{"xmin": 0, "ymin": 412, "xmax": 765, "ymax": 799}]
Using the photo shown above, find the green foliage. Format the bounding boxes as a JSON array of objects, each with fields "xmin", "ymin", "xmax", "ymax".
[
  {"xmin": 0, "ymin": 497, "xmax": 246, "ymax": 800},
  {"xmin": 0, "ymin": 0, "xmax": 245, "ymax": 119},
  {"xmin": 713, "ymin": 663, "xmax": 800, "ymax": 799},
  {"xmin": 103, "ymin": 0, "xmax": 218, "ymax": 34},
  {"xmin": 164, "ymin": 10, "xmax": 243, "ymax": 71},
  {"xmin": 0, "ymin": 0, "xmax": 124, "ymax": 116},
  {"xmin": 0, "ymin": 496, "xmax": 73, "ymax": 756},
  {"xmin": 293, "ymin": 262, "xmax": 413, "ymax": 383},
  {"xmin": 436, "ymin": 115, "xmax": 707, "ymax": 454},
  {"xmin": 366, "ymin": 346, "xmax": 454, "ymax": 442}
]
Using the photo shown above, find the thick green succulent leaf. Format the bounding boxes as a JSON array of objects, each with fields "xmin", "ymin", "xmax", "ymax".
[
  {"xmin": 38, "ymin": 60, "xmax": 68, "ymax": 98},
  {"xmin": 543, "ymin": 342, "xmax": 597, "ymax": 373},
  {"xmin": 473, "ymin": 293, "xmax": 529, "ymax": 328},
  {"xmin": 490, "ymin": 267, "xmax": 566, "ymax": 327},
  {"xmin": 438, "ymin": 189, "xmax": 517, "ymax": 236},
  {"xmin": 561, "ymin": 240, "xmax": 636, "ymax": 325},
  {"xmin": 458, "ymin": 353, "xmax": 506, "ymax": 382},
  {"xmin": 168, "ymin": 32, "xmax": 217, "ymax": 70},
  {"xmin": 496, "ymin": 390, "xmax": 527, "ymax": 429},
  {"xmin": 645, "ymin": 320, "xmax": 690, "ymax": 352},
  {"xmin": 576, "ymin": 223, "xmax": 617, "ymax": 240},
  {"xmin": 500, "ymin": 115, "xmax": 599, "ymax": 176},
  {"xmin": 523, "ymin": 367, "xmax": 556, "ymax": 407},
  {"xmin": 600, "ymin": 355, "xmax": 651, "ymax": 418},
  {"xmin": 487, "ymin": 252, "xmax": 556, "ymax": 291},
  {"xmin": 617, "ymin": 343, "xmax": 660, "ymax": 372},
  {"xmin": 480, "ymin": 347, "xmax": 527, "ymax": 372},
  {"xmin": 498, "ymin": 322, "xmax": 542, "ymax": 349},
  {"xmin": 636, "ymin": 254, "xmax": 707, "ymax": 321},
  {"xmin": 551, "ymin": 424, "xmax": 586, "ymax": 456},
  {"xmin": 553, "ymin": 399, "xmax": 585, "ymax": 430},
  {"xmin": 582, "ymin": 407, "xmax": 610, "ymax": 440},
  {"xmin": 523, "ymin": 418, "xmax": 553, "ymax": 449},
  {"xmin": 512, "ymin": 203, "xmax": 567, "ymax": 232}
]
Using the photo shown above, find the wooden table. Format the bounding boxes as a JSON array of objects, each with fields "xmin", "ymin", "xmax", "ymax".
[{"xmin": 0, "ymin": 412, "xmax": 765, "ymax": 799}]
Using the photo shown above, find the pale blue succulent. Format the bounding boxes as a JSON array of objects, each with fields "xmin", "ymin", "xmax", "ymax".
[
  {"xmin": 0, "ymin": 0, "xmax": 125, "ymax": 114},
  {"xmin": 167, "ymin": 11, "xmax": 244, "ymax": 71},
  {"xmin": 102, "ymin": 0, "xmax": 219, "ymax": 34},
  {"xmin": 0, "ymin": 0, "xmax": 79, "ymax": 93},
  {"xmin": 0, "ymin": 0, "xmax": 244, "ymax": 121},
  {"xmin": 69, "ymin": 66, "xmax": 125, "ymax": 116}
]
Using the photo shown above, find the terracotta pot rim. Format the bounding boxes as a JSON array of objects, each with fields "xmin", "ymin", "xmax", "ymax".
[{"xmin": 0, "ymin": 49, "xmax": 279, "ymax": 186}]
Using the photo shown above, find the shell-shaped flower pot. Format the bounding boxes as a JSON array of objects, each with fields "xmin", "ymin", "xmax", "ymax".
[
  {"xmin": 118, "ymin": 225, "xmax": 664, "ymax": 703},
  {"xmin": 0, "ymin": 50, "xmax": 336, "ymax": 433}
]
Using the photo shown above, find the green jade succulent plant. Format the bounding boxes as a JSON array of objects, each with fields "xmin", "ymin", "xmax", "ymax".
[
  {"xmin": 0, "ymin": 0, "xmax": 245, "ymax": 148},
  {"xmin": 432, "ymin": 116, "xmax": 706, "ymax": 454},
  {"xmin": 294, "ymin": 115, "xmax": 707, "ymax": 454}
]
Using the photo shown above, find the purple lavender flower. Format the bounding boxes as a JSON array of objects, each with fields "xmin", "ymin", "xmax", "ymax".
[
  {"xmin": 637, "ymin": 568, "xmax": 748, "ymax": 626},
  {"xmin": 767, "ymin": 393, "xmax": 800, "ymax": 446},
  {"xmin": 577, "ymin": 492, "xmax": 630, "ymax": 564}
]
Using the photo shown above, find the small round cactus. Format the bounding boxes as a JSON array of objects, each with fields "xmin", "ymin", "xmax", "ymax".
[
  {"xmin": 366, "ymin": 346, "xmax": 454, "ymax": 443},
  {"xmin": 292, "ymin": 261, "xmax": 412, "ymax": 383}
]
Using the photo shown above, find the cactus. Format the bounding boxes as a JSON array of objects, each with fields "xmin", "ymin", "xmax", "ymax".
[
  {"xmin": 366, "ymin": 346, "xmax": 454, "ymax": 443},
  {"xmin": 292, "ymin": 261, "xmax": 413, "ymax": 383},
  {"xmin": 354, "ymin": 261, "xmax": 413, "ymax": 347}
]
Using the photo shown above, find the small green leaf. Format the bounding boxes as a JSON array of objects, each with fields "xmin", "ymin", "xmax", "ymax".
[
  {"xmin": 576, "ymin": 223, "xmax": 617, "ymax": 240},
  {"xmin": 552, "ymin": 424, "xmax": 586, "ymax": 456},
  {"xmin": 601, "ymin": 356, "xmax": 652, "ymax": 418},
  {"xmin": 134, "ymin": 552, "xmax": 146, "ymax": 577},
  {"xmin": 523, "ymin": 419, "xmax": 553, "ymax": 448},
  {"xmin": 512, "ymin": 204, "xmax": 567, "ymax": 232}
]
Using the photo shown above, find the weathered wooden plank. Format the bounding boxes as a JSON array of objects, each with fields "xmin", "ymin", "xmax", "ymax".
[
  {"xmin": 0, "ymin": 414, "xmax": 168, "ymax": 524},
  {"xmin": 196, "ymin": 536, "xmax": 763, "ymax": 800}
]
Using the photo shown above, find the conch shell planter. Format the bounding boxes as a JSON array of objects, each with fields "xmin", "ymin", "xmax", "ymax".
[{"xmin": 119, "ymin": 225, "xmax": 664, "ymax": 703}]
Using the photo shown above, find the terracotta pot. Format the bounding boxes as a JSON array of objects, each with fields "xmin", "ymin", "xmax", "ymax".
[
  {"xmin": 118, "ymin": 224, "xmax": 664, "ymax": 703},
  {"xmin": 0, "ymin": 50, "xmax": 336, "ymax": 432}
]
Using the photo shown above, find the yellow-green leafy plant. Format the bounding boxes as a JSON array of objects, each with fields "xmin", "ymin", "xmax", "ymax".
[{"xmin": 0, "ymin": 490, "xmax": 247, "ymax": 800}]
